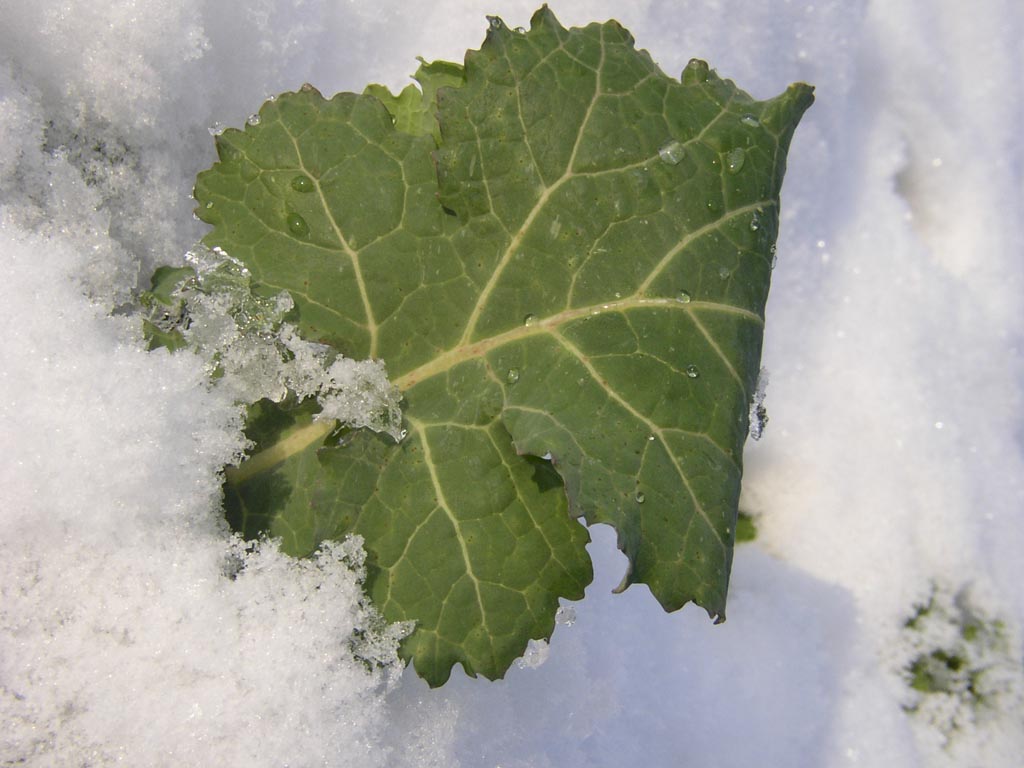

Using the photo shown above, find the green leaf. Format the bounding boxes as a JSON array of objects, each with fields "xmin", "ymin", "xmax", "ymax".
[
  {"xmin": 148, "ymin": 265, "xmax": 195, "ymax": 305},
  {"xmin": 734, "ymin": 511, "xmax": 758, "ymax": 543},
  {"xmin": 196, "ymin": 7, "xmax": 813, "ymax": 686},
  {"xmin": 364, "ymin": 58, "xmax": 465, "ymax": 142},
  {"xmin": 140, "ymin": 265, "xmax": 193, "ymax": 351}
]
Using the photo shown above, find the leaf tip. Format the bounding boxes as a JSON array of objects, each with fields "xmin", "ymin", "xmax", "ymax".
[
  {"xmin": 788, "ymin": 82, "xmax": 816, "ymax": 112},
  {"xmin": 530, "ymin": 4, "xmax": 561, "ymax": 28},
  {"xmin": 297, "ymin": 82, "xmax": 324, "ymax": 98}
]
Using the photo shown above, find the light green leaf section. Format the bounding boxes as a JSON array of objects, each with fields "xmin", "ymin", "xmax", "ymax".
[
  {"xmin": 198, "ymin": 7, "xmax": 813, "ymax": 686},
  {"xmin": 364, "ymin": 58, "xmax": 465, "ymax": 142}
]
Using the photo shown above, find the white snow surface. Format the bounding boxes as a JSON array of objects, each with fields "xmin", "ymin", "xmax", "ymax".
[{"xmin": 1, "ymin": 1, "xmax": 1022, "ymax": 766}]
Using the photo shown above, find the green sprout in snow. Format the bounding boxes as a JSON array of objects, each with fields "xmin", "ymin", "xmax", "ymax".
[{"xmin": 900, "ymin": 583, "xmax": 1021, "ymax": 747}]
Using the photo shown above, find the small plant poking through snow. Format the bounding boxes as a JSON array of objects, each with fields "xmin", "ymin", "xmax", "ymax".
[
  {"xmin": 734, "ymin": 511, "xmax": 758, "ymax": 543},
  {"xmin": 899, "ymin": 583, "xmax": 1022, "ymax": 749}
]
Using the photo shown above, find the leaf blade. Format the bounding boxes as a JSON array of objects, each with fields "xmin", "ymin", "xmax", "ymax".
[{"xmin": 201, "ymin": 7, "xmax": 813, "ymax": 684}]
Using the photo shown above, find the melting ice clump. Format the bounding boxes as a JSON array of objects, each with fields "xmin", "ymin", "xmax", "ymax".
[
  {"xmin": 515, "ymin": 639, "xmax": 551, "ymax": 670},
  {"xmin": 748, "ymin": 366, "xmax": 769, "ymax": 441},
  {"xmin": 151, "ymin": 244, "xmax": 404, "ymax": 441}
]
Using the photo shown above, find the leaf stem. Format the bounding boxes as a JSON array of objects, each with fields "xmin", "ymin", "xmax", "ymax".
[{"xmin": 225, "ymin": 419, "xmax": 336, "ymax": 484}]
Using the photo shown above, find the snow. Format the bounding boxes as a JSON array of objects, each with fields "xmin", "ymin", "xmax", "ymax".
[
  {"xmin": 156, "ymin": 245, "xmax": 405, "ymax": 438},
  {"xmin": 1, "ymin": 1, "xmax": 1022, "ymax": 766}
]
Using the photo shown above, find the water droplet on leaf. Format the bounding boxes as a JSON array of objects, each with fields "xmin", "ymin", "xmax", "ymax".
[
  {"xmin": 740, "ymin": 113, "xmax": 760, "ymax": 127},
  {"xmin": 246, "ymin": 113, "xmax": 261, "ymax": 126},
  {"xmin": 634, "ymin": 490, "xmax": 646, "ymax": 503},
  {"xmin": 718, "ymin": 266, "xmax": 731, "ymax": 279},
  {"xmin": 658, "ymin": 139, "xmax": 685, "ymax": 165},
  {"xmin": 686, "ymin": 364, "xmax": 700, "ymax": 379},
  {"xmin": 291, "ymin": 175, "xmax": 314, "ymax": 193},
  {"xmin": 682, "ymin": 58, "xmax": 710, "ymax": 85},
  {"xmin": 750, "ymin": 211, "xmax": 761, "ymax": 231},
  {"xmin": 555, "ymin": 606, "xmax": 577, "ymax": 627},
  {"xmin": 287, "ymin": 212, "xmax": 309, "ymax": 236},
  {"xmin": 725, "ymin": 147, "xmax": 746, "ymax": 174},
  {"xmin": 676, "ymin": 290, "xmax": 692, "ymax": 304},
  {"xmin": 208, "ymin": 122, "xmax": 226, "ymax": 136},
  {"xmin": 523, "ymin": 313, "xmax": 535, "ymax": 326},
  {"xmin": 506, "ymin": 368, "xmax": 520, "ymax": 385},
  {"xmin": 487, "ymin": 15, "xmax": 504, "ymax": 31}
]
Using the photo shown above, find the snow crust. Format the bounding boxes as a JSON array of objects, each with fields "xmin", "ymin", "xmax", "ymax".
[{"xmin": 1, "ymin": 1, "xmax": 1022, "ymax": 766}]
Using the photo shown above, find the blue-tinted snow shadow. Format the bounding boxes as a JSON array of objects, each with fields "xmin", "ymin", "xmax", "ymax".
[{"xmin": 384, "ymin": 525, "xmax": 856, "ymax": 768}]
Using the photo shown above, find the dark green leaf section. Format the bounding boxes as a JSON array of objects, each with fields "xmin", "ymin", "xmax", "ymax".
[
  {"xmin": 330, "ymin": 413, "xmax": 589, "ymax": 684},
  {"xmin": 197, "ymin": 7, "xmax": 812, "ymax": 685},
  {"xmin": 225, "ymin": 384, "xmax": 591, "ymax": 684},
  {"xmin": 223, "ymin": 397, "xmax": 346, "ymax": 552}
]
